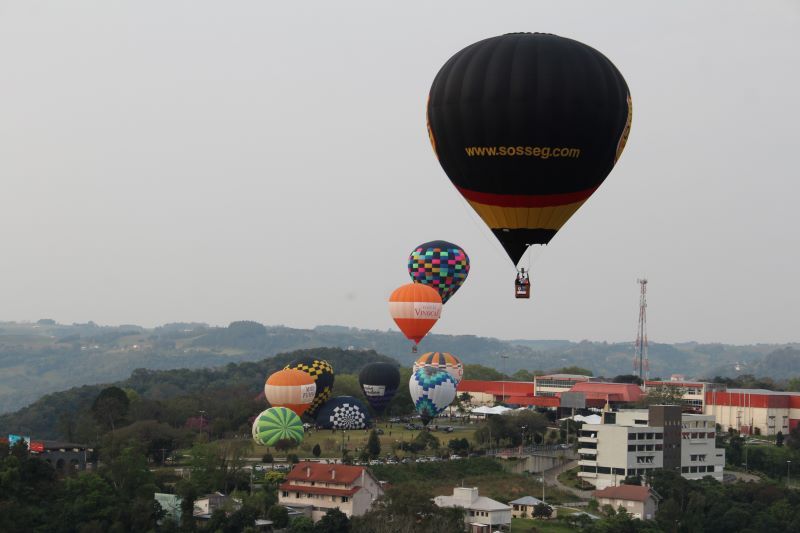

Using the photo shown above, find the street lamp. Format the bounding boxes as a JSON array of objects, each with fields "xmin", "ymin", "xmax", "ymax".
[{"xmin": 788, "ymin": 460, "xmax": 791, "ymax": 488}]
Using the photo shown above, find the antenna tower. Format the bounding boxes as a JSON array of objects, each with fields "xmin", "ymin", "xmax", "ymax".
[{"xmin": 633, "ymin": 279, "xmax": 649, "ymax": 386}]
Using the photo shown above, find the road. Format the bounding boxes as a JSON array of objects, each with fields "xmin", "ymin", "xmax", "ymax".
[{"xmin": 544, "ymin": 460, "xmax": 594, "ymax": 500}]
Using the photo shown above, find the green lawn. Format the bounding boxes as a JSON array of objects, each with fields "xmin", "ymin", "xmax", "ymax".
[
  {"xmin": 510, "ymin": 517, "xmax": 576, "ymax": 533},
  {"xmin": 557, "ymin": 466, "xmax": 593, "ymax": 491},
  {"xmin": 253, "ymin": 421, "xmax": 480, "ymax": 459}
]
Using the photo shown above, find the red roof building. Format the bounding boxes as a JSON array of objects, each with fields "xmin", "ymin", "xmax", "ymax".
[
  {"xmin": 278, "ymin": 462, "xmax": 383, "ymax": 522},
  {"xmin": 559, "ymin": 382, "xmax": 644, "ymax": 408},
  {"xmin": 457, "ymin": 380, "xmax": 535, "ymax": 406}
]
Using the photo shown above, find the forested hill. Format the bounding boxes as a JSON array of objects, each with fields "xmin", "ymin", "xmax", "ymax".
[
  {"xmin": 0, "ymin": 319, "xmax": 798, "ymax": 414},
  {"xmin": 0, "ymin": 347, "xmax": 396, "ymax": 439}
]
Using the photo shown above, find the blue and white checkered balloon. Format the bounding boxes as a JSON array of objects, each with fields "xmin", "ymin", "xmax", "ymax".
[{"xmin": 409, "ymin": 366, "xmax": 457, "ymax": 424}]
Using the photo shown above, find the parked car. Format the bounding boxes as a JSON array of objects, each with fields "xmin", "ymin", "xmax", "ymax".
[
  {"xmin": 443, "ymin": 426, "xmax": 455, "ymax": 433},
  {"xmin": 375, "ymin": 428, "xmax": 384, "ymax": 435}
]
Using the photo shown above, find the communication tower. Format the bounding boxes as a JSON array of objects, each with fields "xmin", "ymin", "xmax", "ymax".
[{"xmin": 633, "ymin": 279, "xmax": 649, "ymax": 386}]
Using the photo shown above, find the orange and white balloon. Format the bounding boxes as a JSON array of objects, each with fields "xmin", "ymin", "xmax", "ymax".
[
  {"xmin": 264, "ymin": 369, "xmax": 316, "ymax": 416},
  {"xmin": 388, "ymin": 283, "xmax": 442, "ymax": 350}
]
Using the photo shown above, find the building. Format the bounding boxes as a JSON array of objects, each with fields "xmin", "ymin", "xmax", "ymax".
[
  {"xmin": 592, "ymin": 485, "xmax": 659, "ymax": 520},
  {"xmin": 434, "ymin": 487, "xmax": 512, "ymax": 533},
  {"xmin": 278, "ymin": 462, "xmax": 383, "ymax": 522},
  {"xmin": 194, "ymin": 492, "xmax": 241, "ymax": 519},
  {"xmin": 704, "ymin": 388, "xmax": 800, "ymax": 436},
  {"xmin": 645, "ymin": 380, "xmax": 723, "ymax": 413},
  {"xmin": 509, "ymin": 496, "xmax": 556, "ymax": 519},
  {"xmin": 154, "ymin": 493, "xmax": 182, "ymax": 523},
  {"xmin": 558, "ymin": 382, "xmax": 645, "ymax": 409},
  {"xmin": 534, "ymin": 374, "xmax": 595, "ymax": 397},
  {"xmin": 456, "ymin": 380, "xmax": 535, "ymax": 406},
  {"xmin": 577, "ymin": 406, "xmax": 724, "ymax": 489}
]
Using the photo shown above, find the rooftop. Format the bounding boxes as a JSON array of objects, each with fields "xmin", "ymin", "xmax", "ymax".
[
  {"xmin": 509, "ymin": 496, "xmax": 545, "ymax": 506},
  {"xmin": 561, "ymin": 382, "xmax": 644, "ymax": 403},
  {"xmin": 287, "ymin": 461, "xmax": 366, "ymax": 485},
  {"xmin": 434, "ymin": 487, "xmax": 512, "ymax": 512},
  {"xmin": 593, "ymin": 485, "xmax": 656, "ymax": 502}
]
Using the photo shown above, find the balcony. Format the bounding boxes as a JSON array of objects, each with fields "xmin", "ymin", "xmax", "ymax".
[
  {"xmin": 578, "ymin": 459, "xmax": 598, "ymax": 468},
  {"xmin": 577, "ymin": 471, "xmax": 597, "ymax": 478},
  {"xmin": 578, "ymin": 448, "xmax": 597, "ymax": 456},
  {"xmin": 579, "ymin": 436, "xmax": 598, "ymax": 444}
]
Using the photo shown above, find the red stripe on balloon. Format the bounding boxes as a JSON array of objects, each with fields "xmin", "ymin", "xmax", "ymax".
[{"xmin": 455, "ymin": 186, "xmax": 598, "ymax": 207}]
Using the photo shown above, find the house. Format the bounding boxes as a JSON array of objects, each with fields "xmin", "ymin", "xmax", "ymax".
[
  {"xmin": 278, "ymin": 462, "xmax": 383, "ymax": 522},
  {"xmin": 194, "ymin": 492, "xmax": 241, "ymax": 519},
  {"xmin": 434, "ymin": 487, "xmax": 512, "ymax": 532},
  {"xmin": 508, "ymin": 496, "xmax": 557, "ymax": 519},
  {"xmin": 592, "ymin": 485, "xmax": 660, "ymax": 520}
]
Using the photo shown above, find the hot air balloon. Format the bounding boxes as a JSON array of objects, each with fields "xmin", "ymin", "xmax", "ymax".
[
  {"xmin": 264, "ymin": 369, "xmax": 316, "ymax": 416},
  {"xmin": 358, "ymin": 362, "xmax": 401, "ymax": 413},
  {"xmin": 388, "ymin": 283, "xmax": 442, "ymax": 352},
  {"xmin": 315, "ymin": 396, "xmax": 372, "ymax": 430},
  {"xmin": 427, "ymin": 33, "xmax": 632, "ymax": 297},
  {"xmin": 285, "ymin": 357, "xmax": 335, "ymax": 417},
  {"xmin": 408, "ymin": 240, "xmax": 469, "ymax": 304},
  {"xmin": 252, "ymin": 407, "xmax": 305, "ymax": 446},
  {"xmin": 409, "ymin": 366, "xmax": 457, "ymax": 425},
  {"xmin": 413, "ymin": 352, "xmax": 464, "ymax": 384}
]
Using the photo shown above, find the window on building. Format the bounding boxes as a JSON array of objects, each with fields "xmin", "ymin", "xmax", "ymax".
[
  {"xmin": 655, "ymin": 444, "xmax": 663, "ymax": 451},
  {"xmin": 628, "ymin": 434, "xmax": 636, "ymax": 441},
  {"xmin": 682, "ymin": 467, "xmax": 689, "ymax": 473},
  {"xmin": 635, "ymin": 419, "xmax": 648, "ymax": 425},
  {"xmin": 342, "ymin": 497, "xmax": 349, "ymax": 503},
  {"xmin": 690, "ymin": 466, "xmax": 698, "ymax": 473},
  {"xmin": 282, "ymin": 491, "xmax": 289, "ymax": 497},
  {"xmin": 628, "ymin": 445, "xmax": 636, "ymax": 452},
  {"xmin": 613, "ymin": 468, "xmax": 625, "ymax": 475},
  {"xmin": 295, "ymin": 492, "xmax": 300, "ymax": 498},
  {"xmin": 655, "ymin": 433, "xmax": 663, "ymax": 439},
  {"xmin": 597, "ymin": 467, "xmax": 611, "ymax": 474}
]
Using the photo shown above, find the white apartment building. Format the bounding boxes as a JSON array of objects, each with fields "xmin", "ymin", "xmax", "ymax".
[
  {"xmin": 279, "ymin": 462, "xmax": 383, "ymax": 522},
  {"xmin": 578, "ymin": 406, "xmax": 724, "ymax": 490}
]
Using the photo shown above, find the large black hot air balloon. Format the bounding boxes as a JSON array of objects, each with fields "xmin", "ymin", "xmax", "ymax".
[
  {"xmin": 427, "ymin": 33, "xmax": 632, "ymax": 268},
  {"xmin": 358, "ymin": 362, "xmax": 401, "ymax": 413}
]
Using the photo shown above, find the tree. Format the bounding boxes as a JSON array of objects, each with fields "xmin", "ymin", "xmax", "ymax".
[
  {"xmin": 315, "ymin": 508, "xmax": 350, "ymax": 532},
  {"xmin": 275, "ymin": 438, "xmax": 299, "ymax": 453},
  {"xmin": 776, "ymin": 431, "xmax": 784, "ymax": 447},
  {"xmin": 263, "ymin": 453, "xmax": 274, "ymax": 463},
  {"xmin": 532, "ymin": 502, "xmax": 553, "ymax": 519},
  {"xmin": 91, "ymin": 386, "xmax": 130, "ymax": 431},
  {"xmin": 312, "ymin": 444, "xmax": 322, "ymax": 458},
  {"xmin": 267, "ymin": 505, "xmax": 289, "ymax": 529},
  {"xmin": 366, "ymin": 430, "xmax": 381, "ymax": 459},
  {"xmin": 552, "ymin": 366, "xmax": 592, "ymax": 376},
  {"xmin": 612, "ymin": 374, "xmax": 643, "ymax": 385},
  {"xmin": 290, "ymin": 516, "xmax": 315, "ymax": 532},
  {"xmin": 462, "ymin": 364, "xmax": 506, "ymax": 381}
]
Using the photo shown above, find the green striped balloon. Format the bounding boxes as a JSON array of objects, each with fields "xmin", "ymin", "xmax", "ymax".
[{"xmin": 252, "ymin": 407, "xmax": 304, "ymax": 446}]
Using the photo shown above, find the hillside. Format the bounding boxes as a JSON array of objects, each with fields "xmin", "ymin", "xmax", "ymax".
[
  {"xmin": 0, "ymin": 347, "xmax": 397, "ymax": 439},
  {"xmin": 0, "ymin": 320, "xmax": 798, "ymax": 414}
]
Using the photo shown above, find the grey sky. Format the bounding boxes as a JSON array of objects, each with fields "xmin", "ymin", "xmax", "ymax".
[{"xmin": 1, "ymin": 1, "xmax": 798, "ymax": 344}]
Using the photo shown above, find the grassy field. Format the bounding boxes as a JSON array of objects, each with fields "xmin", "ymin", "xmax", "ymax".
[
  {"xmin": 370, "ymin": 458, "xmax": 574, "ymax": 505},
  {"xmin": 557, "ymin": 466, "xmax": 593, "ymax": 491},
  {"xmin": 252, "ymin": 421, "xmax": 481, "ymax": 459},
  {"xmin": 510, "ymin": 517, "xmax": 576, "ymax": 532}
]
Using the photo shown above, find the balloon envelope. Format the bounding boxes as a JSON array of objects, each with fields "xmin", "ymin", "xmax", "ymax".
[
  {"xmin": 315, "ymin": 396, "xmax": 372, "ymax": 430},
  {"xmin": 285, "ymin": 357, "xmax": 335, "ymax": 417},
  {"xmin": 409, "ymin": 367, "xmax": 457, "ymax": 425},
  {"xmin": 413, "ymin": 352, "xmax": 464, "ymax": 385},
  {"xmin": 264, "ymin": 369, "xmax": 316, "ymax": 416},
  {"xmin": 359, "ymin": 362, "xmax": 401, "ymax": 413},
  {"xmin": 252, "ymin": 407, "xmax": 304, "ymax": 446},
  {"xmin": 408, "ymin": 240, "xmax": 469, "ymax": 304},
  {"xmin": 388, "ymin": 283, "xmax": 442, "ymax": 346},
  {"xmin": 427, "ymin": 33, "xmax": 632, "ymax": 265}
]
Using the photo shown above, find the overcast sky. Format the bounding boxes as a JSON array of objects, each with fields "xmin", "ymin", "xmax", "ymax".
[{"xmin": 1, "ymin": 1, "xmax": 798, "ymax": 344}]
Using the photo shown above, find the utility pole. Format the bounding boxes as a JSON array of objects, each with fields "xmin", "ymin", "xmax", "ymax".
[
  {"xmin": 198, "ymin": 410, "xmax": 207, "ymax": 439},
  {"xmin": 633, "ymin": 279, "xmax": 649, "ymax": 389},
  {"xmin": 788, "ymin": 460, "xmax": 791, "ymax": 488}
]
